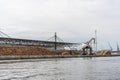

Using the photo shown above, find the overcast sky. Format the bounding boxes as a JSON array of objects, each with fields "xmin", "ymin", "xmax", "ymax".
[{"xmin": 0, "ymin": 0, "xmax": 120, "ymax": 50}]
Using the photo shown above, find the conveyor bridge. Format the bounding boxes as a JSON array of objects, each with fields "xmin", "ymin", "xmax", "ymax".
[{"xmin": 0, "ymin": 37, "xmax": 78, "ymax": 49}]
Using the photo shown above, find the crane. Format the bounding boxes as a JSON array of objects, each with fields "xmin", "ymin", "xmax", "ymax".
[{"xmin": 81, "ymin": 38, "xmax": 96, "ymax": 55}]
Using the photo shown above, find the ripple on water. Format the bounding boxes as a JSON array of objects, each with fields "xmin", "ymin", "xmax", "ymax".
[{"xmin": 0, "ymin": 57, "xmax": 120, "ymax": 80}]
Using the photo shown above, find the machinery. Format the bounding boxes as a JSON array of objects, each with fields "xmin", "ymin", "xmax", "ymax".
[{"xmin": 81, "ymin": 38, "xmax": 95, "ymax": 55}]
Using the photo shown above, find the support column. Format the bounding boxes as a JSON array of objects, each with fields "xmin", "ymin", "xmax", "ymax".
[{"xmin": 54, "ymin": 32, "xmax": 57, "ymax": 50}]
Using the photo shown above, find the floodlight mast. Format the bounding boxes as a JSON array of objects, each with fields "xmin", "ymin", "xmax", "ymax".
[{"xmin": 95, "ymin": 30, "xmax": 97, "ymax": 53}]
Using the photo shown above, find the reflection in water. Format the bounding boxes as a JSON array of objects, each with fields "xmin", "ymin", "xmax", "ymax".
[{"xmin": 0, "ymin": 57, "xmax": 120, "ymax": 80}]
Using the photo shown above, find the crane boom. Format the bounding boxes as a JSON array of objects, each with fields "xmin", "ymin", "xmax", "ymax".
[{"xmin": 86, "ymin": 38, "xmax": 95, "ymax": 45}]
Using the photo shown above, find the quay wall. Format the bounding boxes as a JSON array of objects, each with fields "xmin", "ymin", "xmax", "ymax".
[{"xmin": 0, "ymin": 55, "xmax": 120, "ymax": 60}]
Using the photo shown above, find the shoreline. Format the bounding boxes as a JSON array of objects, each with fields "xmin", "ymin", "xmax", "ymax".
[{"xmin": 0, "ymin": 55, "xmax": 120, "ymax": 60}]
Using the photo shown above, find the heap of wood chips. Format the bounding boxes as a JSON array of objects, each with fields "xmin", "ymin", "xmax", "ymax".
[
  {"xmin": 0, "ymin": 46, "xmax": 50, "ymax": 55},
  {"xmin": 0, "ymin": 46, "xmax": 80, "ymax": 56},
  {"xmin": 99, "ymin": 50, "xmax": 111, "ymax": 55}
]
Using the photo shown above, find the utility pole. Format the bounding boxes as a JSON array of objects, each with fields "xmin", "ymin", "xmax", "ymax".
[
  {"xmin": 95, "ymin": 30, "xmax": 97, "ymax": 53},
  {"xmin": 54, "ymin": 32, "xmax": 57, "ymax": 50}
]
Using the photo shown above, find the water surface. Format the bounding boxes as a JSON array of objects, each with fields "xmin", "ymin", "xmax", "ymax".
[{"xmin": 0, "ymin": 57, "xmax": 120, "ymax": 80}]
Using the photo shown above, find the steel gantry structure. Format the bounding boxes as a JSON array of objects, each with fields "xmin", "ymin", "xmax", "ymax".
[
  {"xmin": 0, "ymin": 31, "xmax": 79, "ymax": 50},
  {"xmin": 0, "ymin": 37, "xmax": 78, "ymax": 50}
]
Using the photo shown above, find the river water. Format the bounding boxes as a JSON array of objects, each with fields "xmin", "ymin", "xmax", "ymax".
[{"xmin": 0, "ymin": 57, "xmax": 120, "ymax": 80}]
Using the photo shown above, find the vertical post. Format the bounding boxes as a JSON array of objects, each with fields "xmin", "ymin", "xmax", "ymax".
[
  {"xmin": 55, "ymin": 32, "xmax": 57, "ymax": 50},
  {"xmin": 95, "ymin": 30, "xmax": 97, "ymax": 53},
  {"xmin": 117, "ymin": 42, "xmax": 119, "ymax": 52}
]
